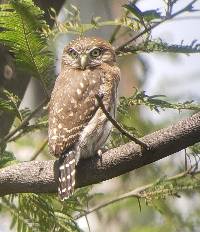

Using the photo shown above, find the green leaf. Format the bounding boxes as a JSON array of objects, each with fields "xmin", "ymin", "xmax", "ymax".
[
  {"xmin": 118, "ymin": 89, "xmax": 200, "ymax": 113},
  {"xmin": 0, "ymin": 151, "xmax": 16, "ymax": 168},
  {"xmin": 1, "ymin": 90, "xmax": 23, "ymax": 120},
  {"xmin": 0, "ymin": 98, "xmax": 16, "ymax": 112},
  {"xmin": 123, "ymin": 4, "xmax": 143, "ymax": 20},
  {"xmin": 0, "ymin": 189, "xmax": 92, "ymax": 232},
  {"xmin": 142, "ymin": 9, "xmax": 162, "ymax": 21}
]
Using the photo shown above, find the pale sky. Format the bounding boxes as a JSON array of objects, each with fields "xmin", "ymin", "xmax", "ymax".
[{"xmin": 138, "ymin": 0, "xmax": 200, "ymax": 122}]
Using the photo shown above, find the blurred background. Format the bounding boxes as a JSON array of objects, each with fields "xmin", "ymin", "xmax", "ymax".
[{"xmin": 2, "ymin": 0, "xmax": 200, "ymax": 231}]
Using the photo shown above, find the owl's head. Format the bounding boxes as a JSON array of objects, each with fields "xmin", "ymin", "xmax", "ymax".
[{"xmin": 62, "ymin": 37, "xmax": 116, "ymax": 69}]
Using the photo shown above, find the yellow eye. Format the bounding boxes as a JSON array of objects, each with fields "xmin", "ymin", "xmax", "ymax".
[
  {"xmin": 68, "ymin": 48, "xmax": 78, "ymax": 59},
  {"xmin": 90, "ymin": 48, "xmax": 102, "ymax": 58}
]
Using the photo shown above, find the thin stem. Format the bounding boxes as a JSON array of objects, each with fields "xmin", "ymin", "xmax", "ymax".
[
  {"xmin": 95, "ymin": 94, "xmax": 148, "ymax": 149},
  {"xmin": 2, "ymin": 98, "xmax": 48, "ymax": 143},
  {"xmin": 109, "ymin": 9, "xmax": 130, "ymax": 44},
  {"xmin": 8, "ymin": 130, "xmax": 27, "ymax": 142},
  {"xmin": 115, "ymin": 21, "xmax": 161, "ymax": 53},
  {"xmin": 115, "ymin": 0, "xmax": 198, "ymax": 53},
  {"xmin": 74, "ymin": 168, "xmax": 196, "ymax": 220},
  {"xmin": 30, "ymin": 139, "xmax": 48, "ymax": 161},
  {"xmin": 109, "ymin": 25, "xmax": 122, "ymax": 44}
]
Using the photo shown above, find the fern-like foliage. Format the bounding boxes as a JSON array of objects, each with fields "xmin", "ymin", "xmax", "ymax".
[
  {"xmin": 118, "ymin": 39, "xmax": 200, "ymax": 55},
  {"xmin": 0, "ymin": 188, "xmax": 91, "ymax": 232},
  {"xmin": 0, "ymin": 0, "xmax": 54, "ymax": 95},
  {"xmin": 0, "ymin": 90, "xmax": 23, "ymax": 120},
  {"xmin": 118, "ymin": 89, "xmax": 200, "ymax": 114},
  {"xmin": 9, "ymin": 115, "xmax": 48, "ymax": 142},
  {"xmin": 142, "ymin": 171, "xmax": 200, "ymax": 206},
  {"xmin": 0, "ymin": 150, "xmax": 16, "ymax": 168}
]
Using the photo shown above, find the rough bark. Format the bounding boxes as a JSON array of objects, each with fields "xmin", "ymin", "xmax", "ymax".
[{"xmin": 0, "ymin": 112, "xmax": 199, "ymax": 196}]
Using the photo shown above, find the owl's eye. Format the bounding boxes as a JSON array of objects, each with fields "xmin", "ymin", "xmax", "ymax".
[
  {"xmin": 68, "ymin": 48, "xmax": 79, "ymax": 59},
  {"xmin": 90, "ymin": 48, "xmax": 102, "ymax": 58}
]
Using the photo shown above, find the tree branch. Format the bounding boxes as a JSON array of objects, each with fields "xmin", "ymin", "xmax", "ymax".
[{"xmin": 0, "ymin": 112, "xmax": 200, "ymax": 196}]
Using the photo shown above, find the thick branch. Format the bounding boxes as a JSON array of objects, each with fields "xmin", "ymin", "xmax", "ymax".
[{"xmin": 0, "ymin": 112, "xmax": 200, "ymax": 196}]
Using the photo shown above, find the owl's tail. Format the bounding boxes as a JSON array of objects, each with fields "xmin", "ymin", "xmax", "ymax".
[{"xmin": 58, "ymin": 151, "xmax": 76, "ymax": 201}]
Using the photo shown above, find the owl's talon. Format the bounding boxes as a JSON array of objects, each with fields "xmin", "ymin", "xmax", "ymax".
[
  {"xmin": 97, "ymin": 92, "xmax": 104, "ymax": 100},
  {"xmin": 97, "ymin": 149, "xmax": 103, "ymax": 164},
  {"xmin": 97, "ymin": 146, "xmax": 108, "ymax": 156},
  {"xmin": 97, "ymin": 149, "xmax": 103, "ymax": 156}
]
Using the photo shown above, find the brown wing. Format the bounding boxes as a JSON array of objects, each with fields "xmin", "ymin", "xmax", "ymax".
[{"xmin": 48, "ymin": 68, "xmax": 101, "ymax": 157}]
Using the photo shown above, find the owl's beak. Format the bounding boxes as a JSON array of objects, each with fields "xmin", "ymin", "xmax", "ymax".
[{"xmin": 80, "ymin": 54, "xmax": 88, "ymax": 70}]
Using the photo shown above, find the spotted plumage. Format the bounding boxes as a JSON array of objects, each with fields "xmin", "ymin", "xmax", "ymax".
[{"xmin": 48, "ymin": 37, "xmax": 120, "ymax": 200}]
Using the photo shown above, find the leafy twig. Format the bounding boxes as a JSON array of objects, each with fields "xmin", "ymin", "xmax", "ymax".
[
  {"xmin": 115, "ymin": 0, "xmax": 198, "ymax": 53},
  {"xmin": 109, "ymin": 10, "xmax": 130, "ymax": 44},
  {"xmin": 30, "ymin": 139, "xmax": 48, "ymax": 161},
  {"xmin": 74, "ymin": 168, "xmax": 198, "ymax": 220},
  {"xmin": 119, "ymin": 39, "xmax": 200, "ymax": 55},
  {"xmin": 118, "ymin": 90, "xmax": 200, "ymax": 114},
  {"xmin": 8, "ymin": 117, "xmax": 48, "ymax": 142},
  {"xmin": 1, "ymin": 98, "xmax": 48, "ymax": 143}
]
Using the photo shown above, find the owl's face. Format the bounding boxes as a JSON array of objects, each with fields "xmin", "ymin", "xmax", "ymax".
[{"xmin": 62, "ymin": 37, "xmax": 116, "ymax": 70}]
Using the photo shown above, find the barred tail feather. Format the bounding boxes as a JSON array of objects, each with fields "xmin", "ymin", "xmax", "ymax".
[{"xmin": 58, "ymin": 151, "xmax": 76, "ymax": 201}]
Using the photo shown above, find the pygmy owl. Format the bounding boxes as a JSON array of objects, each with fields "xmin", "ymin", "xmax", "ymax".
[{"xmin": 48, "ymin": 37, "xmax": 120, "ymax": 200}]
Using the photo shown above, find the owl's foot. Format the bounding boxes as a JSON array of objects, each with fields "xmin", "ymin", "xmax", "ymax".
[
  {"xmin": 97, "ymin": 149, "xmax": 103, "ymax": 164},
  {"xmin": 97, "ymin": 149, "xmax": 103, "ymax": 156},
  {"xmin": 96, "ymin": 147, "xmax": 108, "ymax": 162},
  {"xmin": 97, "ymin": 146, "xmax": 108, "ymax": 156}
]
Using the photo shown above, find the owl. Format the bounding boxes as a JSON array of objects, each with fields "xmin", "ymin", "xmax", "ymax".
[{"xmin": 48, "ymin": 37, "xmax": 120, "ymax": 200}]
